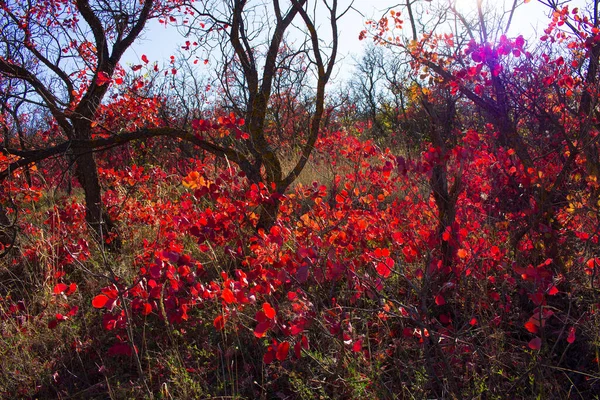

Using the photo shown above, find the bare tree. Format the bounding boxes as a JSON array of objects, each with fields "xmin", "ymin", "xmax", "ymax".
[{"xmin": 177, "ymin": 0, "xmax": 350, "ymax": 228}]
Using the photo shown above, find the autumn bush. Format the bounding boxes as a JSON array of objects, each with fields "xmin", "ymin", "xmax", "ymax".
[
  {"xmin": 3, "ymin": 0, "xmax": 600, "ymax": 399},
  {"xmin": 1, "ymin": 121, "xmax": 598, "ymax": 398}
]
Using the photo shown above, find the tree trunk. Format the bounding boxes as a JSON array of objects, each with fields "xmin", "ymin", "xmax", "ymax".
[
  {"xmin": 423, "ymin": 99, "xmax": 461, "ymax": 273},
  {"xmin": 0, "ymin": 204, "xmax": 15, "ymax": 249},
  {"xmin": 431, "ymin": 163, "xmax": 459, "ymax": 270},
  {"xmin": 256, "ymin": 199, "xmax": 280, "ymax": 232},
  {"xmin": 73, "ymin": 150, "xmax": 121, "ymax": 250}
]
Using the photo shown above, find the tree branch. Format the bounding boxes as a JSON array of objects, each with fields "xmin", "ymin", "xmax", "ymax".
[
  {"xmin": 0, "ymin": 58, "xmax": 73, "ymax": 136},
  {"xmin": 0, "ymin": 127, "xmax": 251, "ymax": 181}
]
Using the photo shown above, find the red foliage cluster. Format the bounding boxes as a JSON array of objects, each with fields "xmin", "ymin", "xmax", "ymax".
[{"xmin": 2, "ymin": 1, "xmax": 600, "ymax": 398}]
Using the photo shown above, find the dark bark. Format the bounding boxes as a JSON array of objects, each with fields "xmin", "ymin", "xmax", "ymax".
[
  {"xmin": 256, "ymin": 198, "xmax": 281, "ymax": 233},
  {"xmin": 72, "ymin": 150, "xmax": 121, "ymax": 250},
  {"xmin": 0, "ymin": 202, "xmax": 17, "ymax": 256},
  {"xmin": 423, "ymin": 98, "xmax": 461, "ymax": 272}
]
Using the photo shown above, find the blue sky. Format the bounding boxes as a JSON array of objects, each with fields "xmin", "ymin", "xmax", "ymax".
[
  {"xmin": 121, "ymin": 0, "xmax": 581, "ymax": 83},
  {"xmin": 123, "ymin": 1, "xmax": 401, "ymax": 79}
]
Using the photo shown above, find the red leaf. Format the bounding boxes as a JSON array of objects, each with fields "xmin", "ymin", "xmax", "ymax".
[
  {"xmin": 528, "ymin": 337, "xmax": 542, "ymax": 350},
  {"xmin": 96, "ymin": 71, "xmax": 111, "ymax": 86},
  {"xmin": 263, "ymin": 349, "xmax": 275, "ymax": 364},
  {"xmin": 529, "ymin": 292, "xmax": 545, "ymax": 306},
  {"xmin": 301, "ymin": 335, "xmax": 309, "ymax": 349},
  {"xmin": 254, "ymin": 321, "xmax": 271, "ymax": 338},
  {"xmin": 294, "ymin": 341, "xmax": 302, "ymax": 359},
  {"xmin": 490, "ymin": 246, "xmax": 501, "ymax": 258},
  {"xmin": 548, "ymin": 285, "xmax": 559, "ymax": 296},
  {"xmin": 435, "ymin": 294, "xmax": 446, "ymax": 306},
  {"xmin": 352, "ymin": 340, "xmax": 363, "ymax": 352},
  {"xmin": 376, "ymin": 257, "xmax": 394, "ymax": 278},
  {"xmin": 66, "ymin": 282, "xmax": 77, "ymax": 295},
  {"xmin": 263, "ymin": 302, "xmax": 276, "ymax": 319},
  {"xmin": 102, "ymin": 315, "xmax": 117, "ymax": 330},
  {"xmin": 296, "ymin": 265, "xmax": 309, "ymax": 283},
  {"xmin": 67, "ymin": 306, "xmax": 78, "ymax": 317},
  {"xmin": 101, "ymin": 287, "xmax": 118, "ymax": 299},
  {"xmin": 290, "ymin": 323, "xmax": 304, "ymax": 336},
  {"xmin": 221, "ymin": 288, "xmax": 235, "ymax": 304},
  {"xmin": 141, "ymin": 54, "xmax": 149, "ymax": 64},
  {"xmin": 149, "ymin": 265, "xmax": 162, "ymax": 279},
  {"xmin": 53, "ymin": 283, "xmax": 67, "ymax": 295},
  {"xmin": 131, "ymin": 64, "xmax": 142, "ymax": 71},
  {"xmin": 567, "ymin": 327, "xmax": 576, "ymax": 344},
  {"xmin": 524, "ymin": 321, "xmax": 538, "ymax": 334},
  {"xmin": 142, "ymin": 303, "xmax": 152, "ymax": 316},
  {"xmin": 276, "ymin": 341, "xmax": 290, "ymax": 361},
  {"xmin": 92, "ymin": 294, "xmax": 110, "ymax": 309},
  {"xmin": 213, "ymin": 315, "xmax": 225, "ymax": 330}
]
